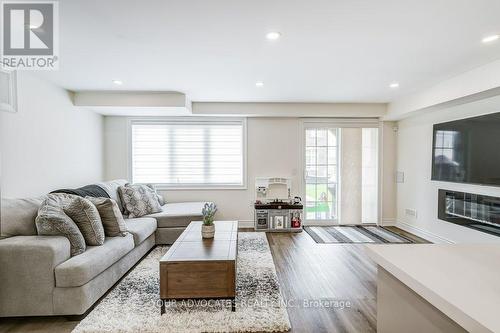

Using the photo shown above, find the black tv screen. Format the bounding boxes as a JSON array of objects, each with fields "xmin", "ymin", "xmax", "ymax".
[{"xmin": 432, "ymin": 112, "xmax": 500, "ymax": 186}]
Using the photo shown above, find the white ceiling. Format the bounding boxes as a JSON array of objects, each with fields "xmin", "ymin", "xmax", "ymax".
[{"xmin": 36, "ymin": 0, "xmax": 500, "ymax": 103}]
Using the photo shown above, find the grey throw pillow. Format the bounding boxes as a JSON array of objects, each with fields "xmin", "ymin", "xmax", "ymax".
[
  {"xmin": 35, "ymin": 195, "xmax": 86, "ymax": 256},
  {"xmin": 86, "ymin": 196, "xmax": 128, "ymax": 237},
  {"xmin": 64, "ymin": 197, "xmax": 105, "ymax": 246},
  {"xmin": 118, "ymin": 184, "xmax": 162, "ymax": 218},
  {"xmin": 145, "ymin": 183, "xmax": 165, "ymax": 206},
  {"xmin": 95, "ymin": 179, "xmax": 129, "ymax": 214}
]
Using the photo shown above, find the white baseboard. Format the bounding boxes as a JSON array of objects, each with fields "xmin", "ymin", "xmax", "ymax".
[
  {"xmin": 380, "ymin": 218, "xmax": 396, "ymax": 226},
  {"xmin": 238, "ymin": 220, "xmax": 254, "ymax": 228},
  {"xmin": 395, "ymin": 221, "xmax": 455, "ymax": 244}
]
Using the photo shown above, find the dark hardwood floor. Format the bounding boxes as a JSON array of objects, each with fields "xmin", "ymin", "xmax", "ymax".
[
  {"xmin": 267, "ymin": 231, "xmax": 378, "ymax": 333},
  {"xmin": 0, "ymin": 227, "xmax": 426, "ymax": 333}
]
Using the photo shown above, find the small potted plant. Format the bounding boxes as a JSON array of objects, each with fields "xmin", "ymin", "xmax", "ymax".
[{"xmin": 201, "ymin": 202, "xmax": 217, "ymax": 238}]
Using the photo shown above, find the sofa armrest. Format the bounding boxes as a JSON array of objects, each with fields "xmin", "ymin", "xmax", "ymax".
[{"xmin": 0, "ymin": 235, "xmax": 71, "ymax": 316}]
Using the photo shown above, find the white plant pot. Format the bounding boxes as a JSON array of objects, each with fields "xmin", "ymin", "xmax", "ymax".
[{"xmin": 201, "ymin": 224, "xmax": 215, "ymax": 238}]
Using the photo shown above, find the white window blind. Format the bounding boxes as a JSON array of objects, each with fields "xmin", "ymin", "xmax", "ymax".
[{"xmin": 131, "ymin": 120, "xmax": 245, "ymax": 187}]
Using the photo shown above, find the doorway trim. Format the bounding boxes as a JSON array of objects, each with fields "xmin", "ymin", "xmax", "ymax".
[{"xmin": 300, "ymin": 118, "xmax": 382, "ymax": 226}]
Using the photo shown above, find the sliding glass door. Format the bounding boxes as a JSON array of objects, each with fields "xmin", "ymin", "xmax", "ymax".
[
  {"xmin": 304, "ymin": 128, "xmax": 339, "ymax": 223},
  {"xmin": 303, "ymin": 121, "xmax": 380, "ymax": 225},
  {"xmin": 361, "ymin": 128, "xmax": 379, "ymax": 224}
]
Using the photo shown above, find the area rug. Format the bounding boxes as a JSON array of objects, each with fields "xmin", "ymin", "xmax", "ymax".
[
  {"xmin": 305, "ymin": 225, "xmax": 415, "ymax": 244},
  {"xmin": 72, "ymin": 232, "xmax": 291, "ymax": 333}
]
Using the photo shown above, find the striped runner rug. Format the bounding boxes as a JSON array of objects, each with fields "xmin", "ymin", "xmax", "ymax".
[{"xmin": 304, "ymin": 225, "xmax": 414, "ymax": 244}]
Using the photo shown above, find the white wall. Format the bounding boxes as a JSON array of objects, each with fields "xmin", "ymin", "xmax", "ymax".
[
  {"xmin": 0, "ymin": 72, "xmax": 104, "ymax": 198},
  {"xmin": 104, "ymin": 116, "xmax": 397, "ymax": 223},
  {"xmin": 193, "ymin": 102, "xmax": 387, "ymax": 117},
  {"xmin": 104, "ymin": 116, "xmax": 301, "ymax": 222},
  {"xmin": 381, "ymin": 121, "xmax": 397, "ymax": 223},
  {"xmin": 104, "ymin": 116, "xmax": 129, "ymax": 180},
  {"xmin": 396, "ymin": 95, "xmax": 500, "ymax": 244}
]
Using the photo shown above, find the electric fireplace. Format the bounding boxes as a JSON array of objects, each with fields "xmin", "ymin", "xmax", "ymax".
[{"xmin": 438, "ymin": 189, "xmax": 500, "ymax": 237}]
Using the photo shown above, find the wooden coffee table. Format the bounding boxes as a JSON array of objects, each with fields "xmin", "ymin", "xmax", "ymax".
[{"xmin": 159, "ymin": 221, "xmax": 238, "ymax": 314}]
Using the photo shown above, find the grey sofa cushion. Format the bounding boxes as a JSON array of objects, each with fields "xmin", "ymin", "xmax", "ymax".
[
  {"xmin": 124, "ymin": 217, "xmax": 157, "ymax": 245},
  {"xmin": 95, "ymin": 179, "xmax": 129, "ymax": 213},
  {"xmin": 155, "ymin": 227, "xmax": 185, "ymax": 245},
  {"xmin": 0, "ymin": 235, "xmax": 71, "ymax": 316},
  {"xmin": 55, "ymin": 234, "xmax": 135, "ymax": 287},
  {"xmin": 64, "ymin": 197, "xmax": 105, "ymax": 246},
  {"xmin": 35, "ymin": 195, "xmax": 86, "ymax": 256},
  {"xmin": 118, "ymin": 184, "xmax": 162, "ymax": 218},
  {"xmin": 147, "ymin": 202, "xmax": 207, "ymax": 228},
  {"xmin": 86, "ymin": 197, "xmax": 128, "ymax": 237},
  {"xmin": 52, "ymin": 235, "xmax": 155, "ymax": 316},
  {"xmin": 1, "ymin": 196, "xmax": 46, "ymax": 236}
]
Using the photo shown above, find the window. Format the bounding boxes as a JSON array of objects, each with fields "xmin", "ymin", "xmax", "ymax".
[
  {"xmin": 131, "ymin": 119, "xmax": 246, "ymax": 188},
  {"xmin": 434, "ymin": 130, "xmax": 458, "ymax": 162}
]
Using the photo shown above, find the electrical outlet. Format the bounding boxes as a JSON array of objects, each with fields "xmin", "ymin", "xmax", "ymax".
[
  {"xmin": 405, "ymin": 208, "xmax": 417, "ymax": 218},
  {"xmin": 396, "ymin": 171, "xmax": 405, "ymax": 183}
]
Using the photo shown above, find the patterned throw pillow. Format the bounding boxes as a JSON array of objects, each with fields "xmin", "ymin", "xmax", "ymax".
[
  {"xmin": 86, "ymin": 196, "xmax": 128, "ymax": 237},
  {"xmin": 35, "ymin": 195, "xmax": 86, "ymax": 256},
  {"xmin": 64, "ymin": 197, "xmax": 105, "ymax": 246},
  {"xmin": 118, "ymin": 184, "xmax": 162, "ymax": 218},
  {"xmin": 146, "ymin": 183, "xmax": 165, "ymax": 206}
]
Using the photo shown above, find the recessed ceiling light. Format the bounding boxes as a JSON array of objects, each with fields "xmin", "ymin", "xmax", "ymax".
[
  {"xmin": 389, "ymin": 82, "xmax": 400, "ymax": 89},
  {"xmin": 112, "ymin": 80, "xmax": 123, "ymax": 85},
  {"xmin": 266, "ymin": 32, "xmax": 281, "ymax": 40},
  {"xmin": 482, "ymin": 34, "xmax": 499, "ymax": 43},
  {"xmin": 255, "ymin": 81, "xmax": 264, "ymax": 87}
]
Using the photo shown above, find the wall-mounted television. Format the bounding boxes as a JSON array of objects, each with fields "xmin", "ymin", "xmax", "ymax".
[{"xmin": 432, "ymin": 112, "xmax": 500, "ymax": 186}]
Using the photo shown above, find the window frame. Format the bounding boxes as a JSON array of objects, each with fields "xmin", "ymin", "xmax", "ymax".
[
  {"xmin": 304, "ymin": 127, "xmax": 340, "ymax": 222},
  {"xmin": 433, "ymin": 130, "xmax": 458, "ymax": 162},
  {"xmin": 128, "ymin": 117, "xmax": 247, "ymax": 190}
]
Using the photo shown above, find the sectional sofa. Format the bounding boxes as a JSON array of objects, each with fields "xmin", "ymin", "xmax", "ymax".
[{"xmin": 0, "ymin": 179, "xmax": 209, "ymax": 317}]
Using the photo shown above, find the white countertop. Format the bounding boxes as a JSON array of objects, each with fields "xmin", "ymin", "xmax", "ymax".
[{"xmin": 365, "ymin": 244, "xmax": 500, "ymax": 333}]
